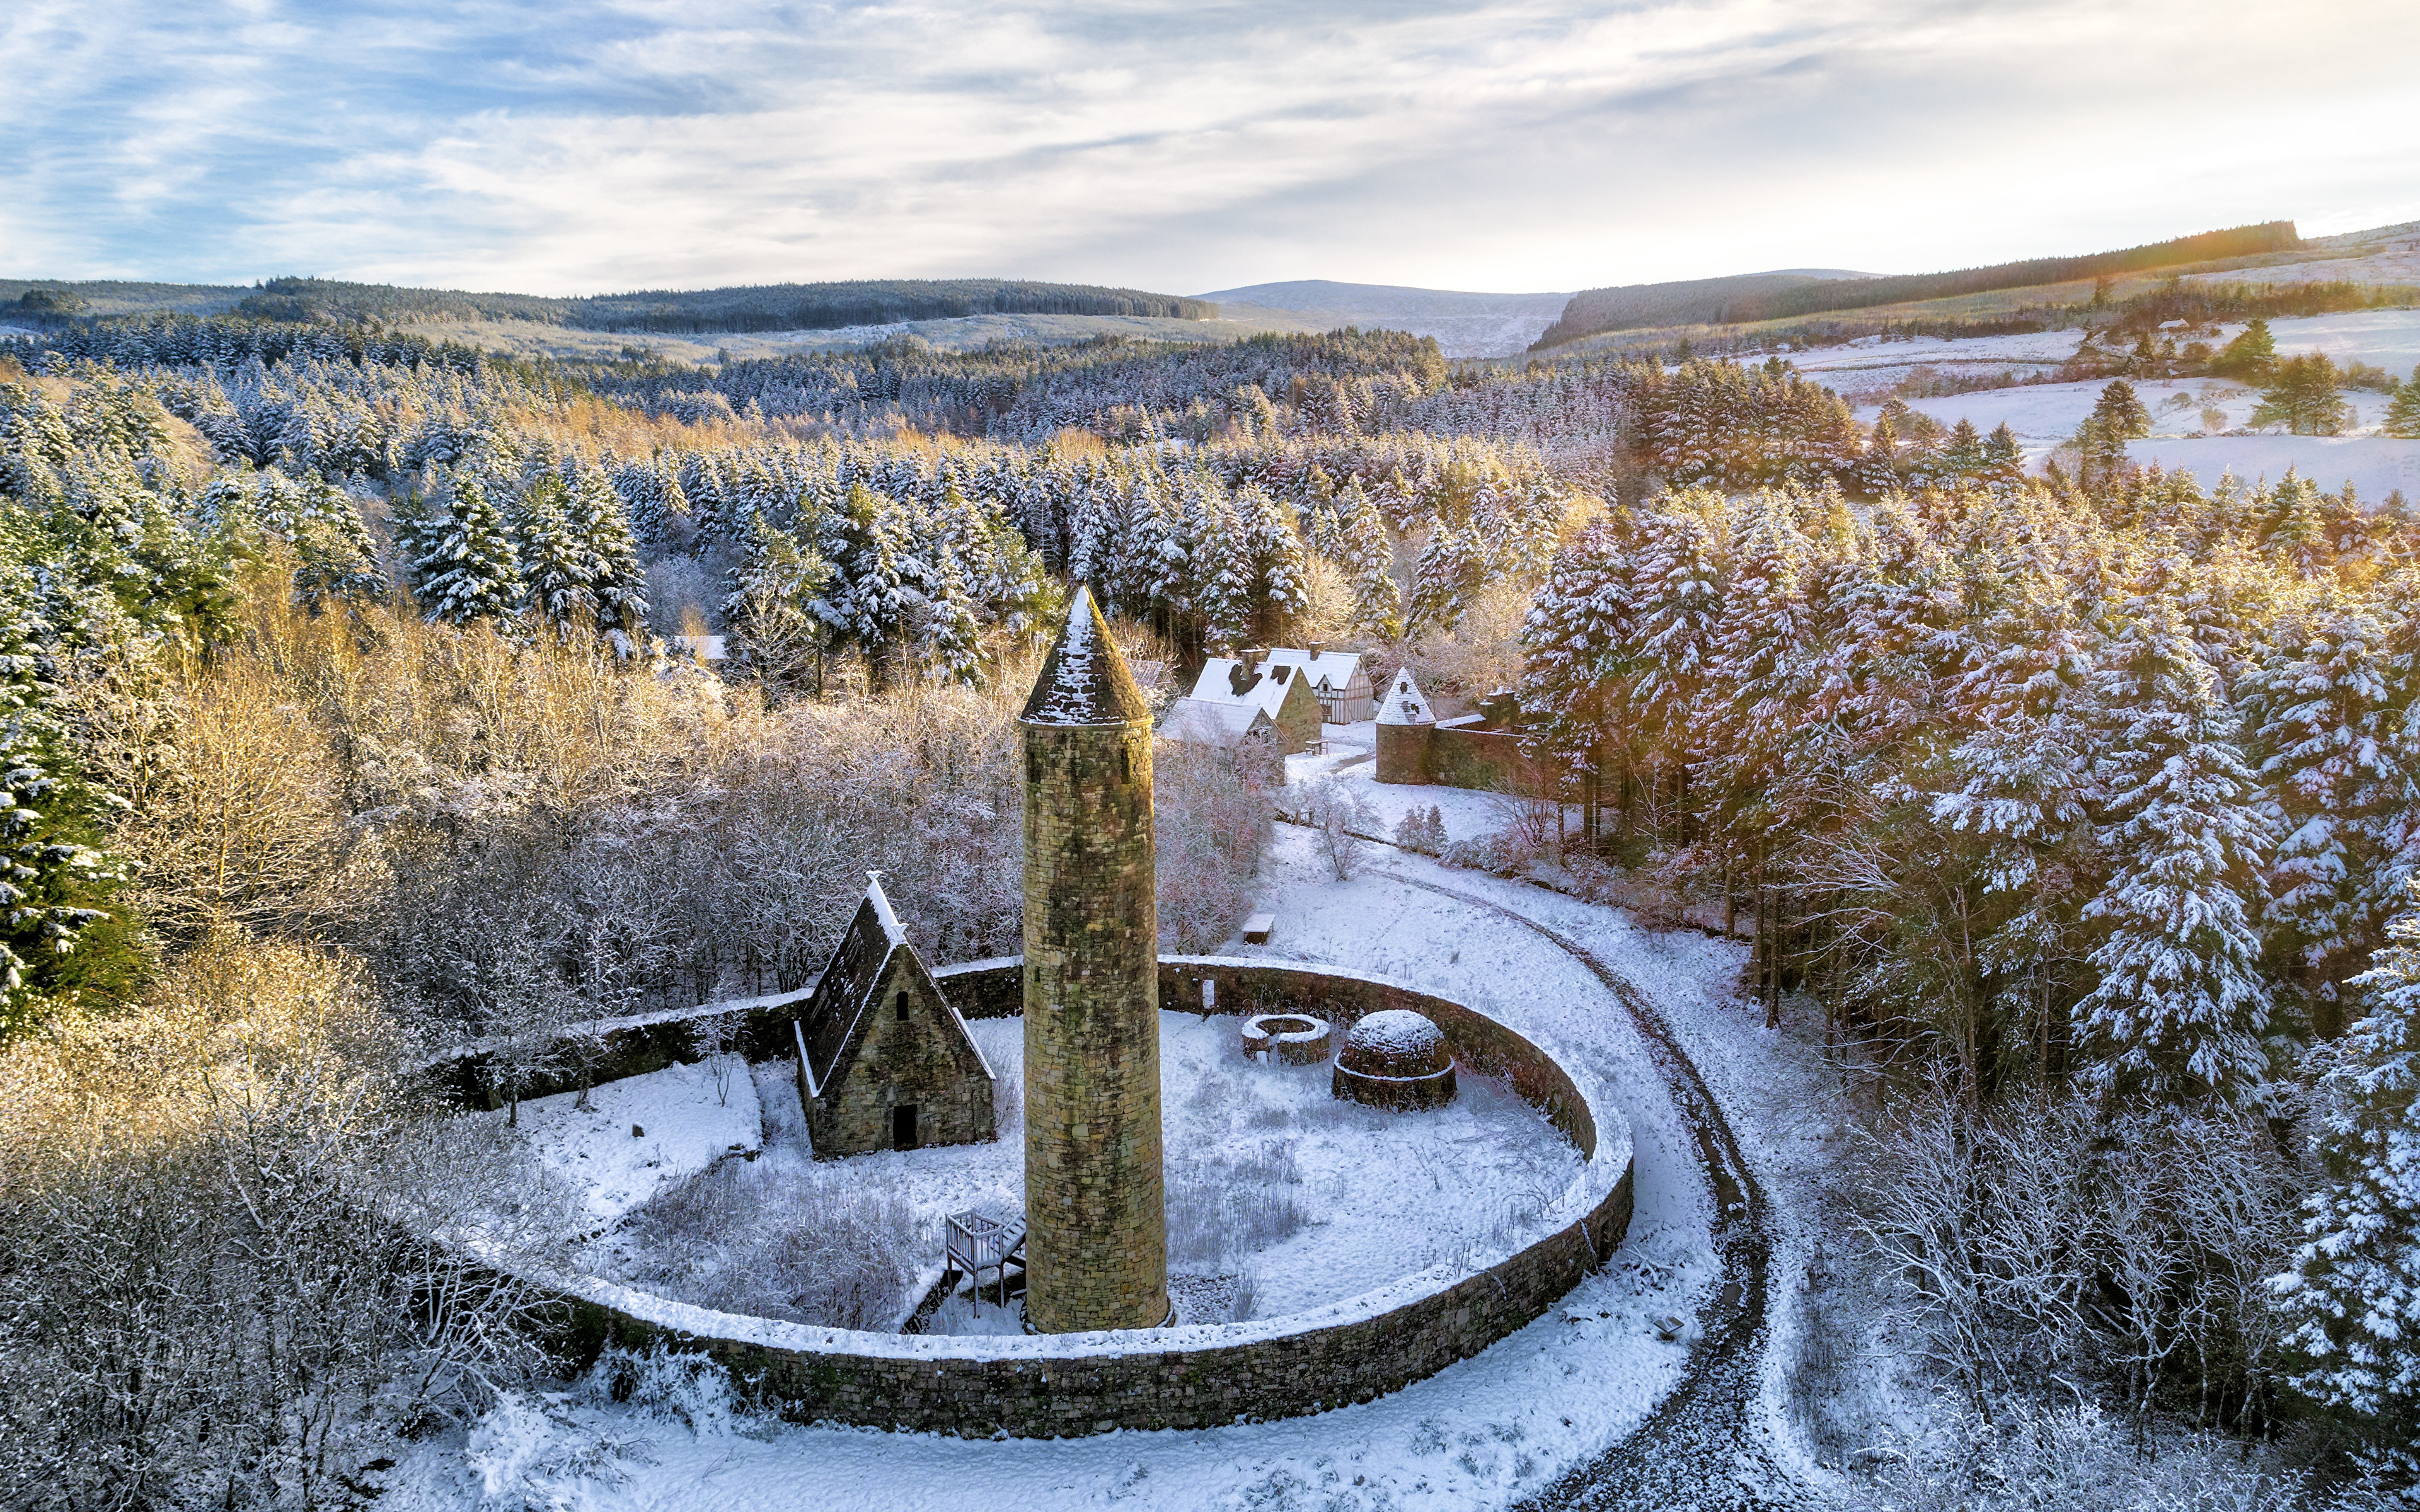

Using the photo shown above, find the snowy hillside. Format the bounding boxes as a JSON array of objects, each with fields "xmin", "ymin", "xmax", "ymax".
[
  {"xmin": 2182, "ymin": 219, "xmax": 2420, "ymax": 290},
  {"xmin": 1197, "ymin": 280, "xmax": 1574, "ymax": 358},
  {"xmin": 1821, "ymin": 307, "xmax": 2420, "ymax": 501}
]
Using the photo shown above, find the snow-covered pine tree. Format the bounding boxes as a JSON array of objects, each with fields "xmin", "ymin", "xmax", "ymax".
[
  {"xmin": 0, "ymin": 519, "xmax": 132, "ymax": 1033},
  {"xmin": 614, "ymin": 452, "xmax": 688, "ymax": 547},
  {"xmin": 1333, "ymin": 481, "xmax": 1402, "ymax": 639},
  {"xmin": 1407, "ymin": 517, "xmax": 1484, "ymax": 635},
  {"xmin": 1981, "ymin": 421, "xmax": 2025, "ymax": 488},
  {"xmin": 1932, "ymin": 568, "xmax": 2104, "ymax": 1082},
  {"xmin": 2250, "ymin": 353, "xmax": 2355, "ymax": 437},
  {"xmin": 1238, "ymin": 484, "xmax": 1310, "ymax": 647},
  {"xmin": 289, "ymin": 476, "xmax": 385, "ymax": 608},
  {"xmin": 1700, "ymin": 496, "xmax": 1814, "ymax": 844},
  {"xmin": 2386, "ymin": 367, "xmax": 2420, "ymax": 440},
  {"xmin": 513, "ymin": 475, "xmax": 594, "ymax": 640},
  {"xmin": 2275, "ymin": 883, "xmax": 2420, "ymax": 1483},
  {"xmin": 722, "ymin": 513, "xmax": 831, "ymax": 689},
  {"xmin": 1629, "ymin": 503, "xmax": 1725, "ymax": 783},
  {"xmin": 1519, "ymin": 515, "xmax": 1639, "ymax": 843},
  {"xmin": 2076, "ymin": 603, "xmax": 2275, "ymax": 1104},
  {"xmin": 1192, "ymin": 490, "xmax": 1255, "ymax": 654},
  {"xmin": 2242, "ymin": 596, "xmax": 2416, "ymax": 1019},
  {"xmin": 2215, "ymin": 317, "xmax": 2277, "ymax": 379},
  {"xmin": 1942, "ymin": 418, "xmax": 1984, "ymax": 479},
  {"xmin": 1858, "ymin": 409, "xmax": 1903, "ymax": 496},
  {"xmin": 412, "ymin": 472, "xmax": 521, "ymax": 626},
  {"xmin": 571, "ymin": 469, "xmax": 648, "ymax": 647},
  {"xmin": 810, "ymin": 482, "xmax": 911, "ymax": 690}
]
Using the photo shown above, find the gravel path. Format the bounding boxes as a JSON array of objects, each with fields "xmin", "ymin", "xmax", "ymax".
[{"xmin": 1378, "ymin": 870, "xmax": 1812, "ymax": 1512}]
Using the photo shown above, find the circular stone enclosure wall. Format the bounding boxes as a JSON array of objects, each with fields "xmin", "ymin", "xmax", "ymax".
[{"xmin": 437, "ymin": 957, "xmax": 1633, "ymax": 1438}]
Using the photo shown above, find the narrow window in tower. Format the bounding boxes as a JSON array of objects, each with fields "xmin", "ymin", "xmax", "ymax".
[{"xmin": 1119, "ymin": 745, "xmax": 1131, "ymax": 784}]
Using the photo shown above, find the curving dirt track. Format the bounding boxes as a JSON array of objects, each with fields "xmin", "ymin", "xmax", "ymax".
[{"xmin": 1376, "ymin": 871, "xmax": 1809, "ymax": 1512}]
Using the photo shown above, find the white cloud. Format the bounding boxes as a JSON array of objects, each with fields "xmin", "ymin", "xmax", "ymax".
[{"xmin": 2, "ymin": 0, "xmax": 2414, "ymax": 295}]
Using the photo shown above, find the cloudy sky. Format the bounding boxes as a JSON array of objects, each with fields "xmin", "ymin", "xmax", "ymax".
[{"xmin": 5, "ymin": 1, "xmax": 2416, "ymax": 297}]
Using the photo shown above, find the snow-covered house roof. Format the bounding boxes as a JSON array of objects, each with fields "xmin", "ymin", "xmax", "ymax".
[
  {"xmin": 796, "ymin": 874, "xmax": 993, "ymax": 1100},
  {"xmin": 1253, "ymin": 647, "xmax": 1367, "ymax": 697},
  {"xmin": 1376, "ymin": 668, "xmax": 1437, "ymax": 726},
  {"xmin": 1189, "ymin": 646, "xmax": 1373, "ymax": 725},
  {"xmin": 1189, "ymin": 656, "xmax": 1293, "ymax": 720},
  {"xmin": 1161, "ymin": 696, "xmax": 1277, "ymax": 749}
]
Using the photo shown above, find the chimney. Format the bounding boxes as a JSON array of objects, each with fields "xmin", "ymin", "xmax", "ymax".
[{"xmin": 1306, "ymin": 641, "xmax": 1327, "ymax": 659}]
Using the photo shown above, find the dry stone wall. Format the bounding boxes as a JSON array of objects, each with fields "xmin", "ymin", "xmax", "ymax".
[{"xmin": 474, "ymin": 959, "xmax": 1633, "ymax": 1438}]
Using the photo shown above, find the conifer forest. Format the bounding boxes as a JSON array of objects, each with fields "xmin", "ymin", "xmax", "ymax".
[{"xmin": 4, "ymin": 256, "xmax": 2420, "ymax": 1509}]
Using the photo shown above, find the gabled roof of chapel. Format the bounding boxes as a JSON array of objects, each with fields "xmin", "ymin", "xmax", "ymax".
[{"xmin": 796, "ymin": 874, "xmax": 993, "ymax": 1098}]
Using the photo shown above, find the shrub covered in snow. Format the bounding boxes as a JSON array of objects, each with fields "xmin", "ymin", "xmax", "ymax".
[
  {"xmin": 1392, "ymin": 803, "xmax": 1448, "ymax": 856},
  {"xmin": 614, "ymin": 1159, "xmax": 921, "ymax": 1329}
]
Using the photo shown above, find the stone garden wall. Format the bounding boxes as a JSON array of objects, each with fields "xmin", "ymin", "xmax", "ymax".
[
  {"xmin": 1371, "ymin": 719, "xmax": 1541, "ymax": 795},
  {"xmin": 449, "ymin": 958, "xmax": 1634, "ymax": 1438}
]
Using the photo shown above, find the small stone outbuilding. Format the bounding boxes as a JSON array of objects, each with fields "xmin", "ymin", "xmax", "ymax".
[
  {"xmin": 1374, "ymin": 669, "xmax": 1438, "ymax": 784},
  {"xmin": 794, "ymin": 876, "xmax": 996, "ymax": 1157}
]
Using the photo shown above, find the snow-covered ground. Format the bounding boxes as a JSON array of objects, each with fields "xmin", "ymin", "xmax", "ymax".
[
  {"xmin": 568, "ymin": 1012, "xmax": 1577, "ymax": 1332},
  {"xmin": 1804, "ymin": 308, "xmax": 2420, "ymax": 402},
  {"xmin": 384, "ymin": 824, "xmax": 1774, "ymax": 1511},
  {"xmin": 1814, "ymin": 307, "xmax": 2420, "ymax": 501},
  {"xmin": 1288, "ymin": 722, "xmax": 1569, "ymax": 854},
  {"xmin": 1785, "ymin": 326, "xmax": 2087, "ymax": 391},
  {"xmin": 487, "ymin": 1058, "xmax": 762, "ymax": 1227},
  {"xmin": 2182, "ymin": 221, "xmax": 2420, "ymax": 290}
]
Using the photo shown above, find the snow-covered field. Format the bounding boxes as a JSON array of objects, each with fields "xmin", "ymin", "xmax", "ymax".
[
  {"xmin": 1812, "ymin": 307, "xmax": 2420, "ymax": 501},
  {"xmin": 2182, "ymin": 221, "xmax": 2420, "ymax": 290},
  {"xmin": 384, "ymin": 825, "xmax": 1776, "ymax": 1512},
  {"xmin": 486, "ymin": 1058, "xmax": 763, "ymax": 1227},
  {"xmin": 1806, "ymin": 308, "xmax": 2420, "ymax": 402},
  {"xmin": 565, "ymin": 1011, "xmax": 1577, "ymax": 1332}
]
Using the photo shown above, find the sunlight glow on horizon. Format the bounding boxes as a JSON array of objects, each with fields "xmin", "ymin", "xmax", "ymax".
[{"xmin": 2, "ymin": 1, "xmax": 2415, "ymax": 297}]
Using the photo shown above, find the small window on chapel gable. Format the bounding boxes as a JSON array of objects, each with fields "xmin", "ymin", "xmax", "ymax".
[{"xmin": 894, "ymin": 992, "xmax": 909, "ymax": 1022}]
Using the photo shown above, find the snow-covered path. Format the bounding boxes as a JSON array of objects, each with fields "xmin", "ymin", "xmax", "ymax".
[{"xmin": 1366, "ymin": 870, "xmax": 1807, "ymax": 1512}]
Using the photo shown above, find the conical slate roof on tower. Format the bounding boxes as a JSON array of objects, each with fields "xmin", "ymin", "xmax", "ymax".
[
  {"xmin": 1020, "ymin": 584, "xmax": 1152, "ymax": 726},
  {"xmin": 1376, "ymin": 667, "xmax": 1436, "ymax": 726}
]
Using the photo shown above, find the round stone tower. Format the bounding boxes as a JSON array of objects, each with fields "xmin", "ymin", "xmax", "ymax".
[{"xmin": 1020, "ymin": 585, "xmax": 1170, "ymax": 1332}]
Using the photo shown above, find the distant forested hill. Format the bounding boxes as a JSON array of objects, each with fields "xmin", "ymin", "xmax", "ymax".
[
  {"xmin": 231, "ymin": 277, "xmax": 1214, "ymax": 331},
  {"xmin": 570, "ymin": 280, "xmax": 1214, "ymax": 332},
  {"xmin": 1532, "ymin": 221, "xmax": 2303, "ymax": 349},
  {"xmin": 8, "ymin": 275, "xmax": 1214, "ymax": 333},
  {"xmin": 1524, "ymin": 270, "xmax": 1869, "ymax": 352},
  {"xmin": 1, "ymin": 279, "xmax": 250, "ymax": 318}
]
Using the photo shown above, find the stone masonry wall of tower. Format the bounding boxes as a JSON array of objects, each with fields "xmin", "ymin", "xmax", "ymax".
[{"xmin": 1020, "ymin": 589, "xmax": 1170, "ymax": 1332}]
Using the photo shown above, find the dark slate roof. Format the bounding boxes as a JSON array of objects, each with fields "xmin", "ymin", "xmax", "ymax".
[
  {"xmin": 1020, "ymin": 584, "xmax": 1151, "ymax": 726},
  {"xmin": 795, "ymin": 875, "xmax": 991, "ymax": 1097}
]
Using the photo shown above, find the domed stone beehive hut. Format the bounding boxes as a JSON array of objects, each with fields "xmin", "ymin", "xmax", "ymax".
[{"xmin": 1332, "ymin": 1009, "xmax": 1458, "ymax": 1111}]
